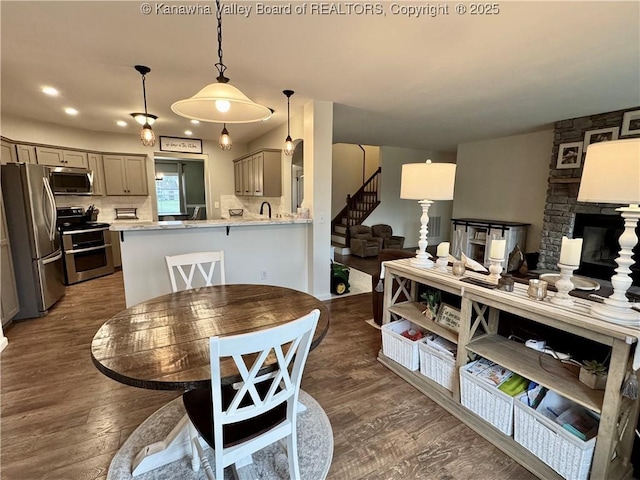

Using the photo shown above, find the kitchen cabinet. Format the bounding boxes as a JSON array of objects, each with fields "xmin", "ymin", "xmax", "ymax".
[
  {"xmin": 233, "ymin": 149, "xmax": 281, "ymax": 197},
  {"xmin": 0, "ymin": 188, "xmax": 19, "ymax": 324},
  {"xmin": 16, "ymin": 145, "xmax": 37, "ymax": 164},
  {"xmin": 35, "ymin": 147, "xmax": 88, "ymax": 169},
  {"xmin": 110, "ymin": 231, "xmax": 122, "ymax": 268},
  {"xmin": 451, "ymin": 218, "xmax": 529, "ymax": 270},
  {"xmin": 380, "ymin": 259, "xmax": 639, "ymax": 480},
  {"xmin": 103, "ymin": 155, "xmax": 148, "ymax": 196},
  {"xmin": 88, "ymin": 153, "xmax": 105, "ymax": 196},
  {"xmin": 0, "ymin": 139, "xmax": 17, "ymax": 165}
]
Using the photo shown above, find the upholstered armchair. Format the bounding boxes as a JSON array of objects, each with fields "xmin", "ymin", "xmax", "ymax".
[
  {"xmin": 372, "ymin": 224, "xmax": 405, "ymax": 249},
  {"xmin": 349, "ymin": 225, "xmax": 383, "ymax": 258}
]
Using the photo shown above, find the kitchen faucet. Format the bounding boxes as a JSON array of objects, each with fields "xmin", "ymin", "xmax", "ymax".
[{"xmin": 259, "ymin": 201, "xmax": 272, "ymax": 218}]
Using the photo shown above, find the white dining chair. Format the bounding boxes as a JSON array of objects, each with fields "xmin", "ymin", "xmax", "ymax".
[
  {"xmin": 182, "ymin": 309, "xmax": 320, "ymax": 480},
  {"xmin": 165, "ymin": 251, "xmax": 226, "ymax": 292}
]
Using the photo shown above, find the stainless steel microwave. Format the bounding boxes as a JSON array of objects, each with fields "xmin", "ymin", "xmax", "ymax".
[{"xmin": 49, "ymin": 167, "xmax": 94, "ymax": 195}]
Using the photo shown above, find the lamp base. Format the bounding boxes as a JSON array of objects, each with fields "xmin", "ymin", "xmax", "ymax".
[
  {"xmin": 590, "ymin": 302, "xmax": 640, "ymax": 326},
  {"xmin": 410, "ymin": 256, "xmax": 434, "ymax": 268}
]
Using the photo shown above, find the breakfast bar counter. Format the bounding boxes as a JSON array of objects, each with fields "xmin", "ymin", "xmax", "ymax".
[{"xmin": 111, "ymin": 217, "xmax": 313, "ymax": 307}]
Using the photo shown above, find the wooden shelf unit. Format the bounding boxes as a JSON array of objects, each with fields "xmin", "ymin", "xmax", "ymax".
[{"xmin": 380, "ymin": 258, "xmax": 640, "ymax": 480}]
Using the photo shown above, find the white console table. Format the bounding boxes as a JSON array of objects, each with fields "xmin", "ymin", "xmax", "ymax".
[{"xmin": 380, "ymin": 258, "xmax": 640, "ymax": 480}]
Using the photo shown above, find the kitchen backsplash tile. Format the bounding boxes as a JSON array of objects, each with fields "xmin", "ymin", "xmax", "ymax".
[{"xmin": 55, "ymin": 195, "xmax": 153, "ymax": 222}]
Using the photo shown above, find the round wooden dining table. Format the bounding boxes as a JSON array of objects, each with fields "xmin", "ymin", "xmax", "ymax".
[{"xmin": 91, "ymin": 284, "xmax": 330, "ymax": 391}]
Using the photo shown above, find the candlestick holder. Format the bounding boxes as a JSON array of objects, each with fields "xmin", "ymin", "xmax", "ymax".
[
  {"xmin": 487, "ymin": 257, "xmax": 504, "ymax": 283},
  {"xmin": 436, "ymin": 255, "xmax": 448, "ymax": 272},
  {"xmin": 550, "ymin": 262, "xmax": 578, "ymax": 306}
]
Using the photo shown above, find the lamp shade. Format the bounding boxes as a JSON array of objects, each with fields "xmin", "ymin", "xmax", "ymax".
[
  {"xmin": 171, "ymin": 82, "xmax": 272, "ymax": 124},
  {"xmin": 400, "ymin": 161, "xmax": 457, "ymax": 200},
  {"xmin": 578, "ymin": 138, "xmax": 640, "ymax": 205}
]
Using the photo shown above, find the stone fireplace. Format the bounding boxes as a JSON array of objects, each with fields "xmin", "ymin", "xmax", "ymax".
[{"xmin": 538, "ymin": 107, "xmax": 640, "ymax": 281}]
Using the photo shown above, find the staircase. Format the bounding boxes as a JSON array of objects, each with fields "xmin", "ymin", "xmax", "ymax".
[{"xmin": 331, "ymin": 167, "xmax": 381, "ymax": 254}]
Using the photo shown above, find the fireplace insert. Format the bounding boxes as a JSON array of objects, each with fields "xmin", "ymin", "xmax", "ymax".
[{"xmin": 573, "ymin": 213, "xmax": 640, "ymax": 287}]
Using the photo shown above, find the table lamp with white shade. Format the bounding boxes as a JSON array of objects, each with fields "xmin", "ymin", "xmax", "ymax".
[
  {"xmin": 401, "ymin": 160, "xmax": 457, "ymax": 267},
  {"xmin": 577, "ymin": 138, "xmax": 640, "ymax": 325}
]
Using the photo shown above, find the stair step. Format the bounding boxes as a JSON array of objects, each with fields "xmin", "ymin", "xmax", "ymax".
[
  {"xmin": 331, "ymin": 235, "xmax": 347, "ymax": 246},
  {"xmin": 332, "ymin": 244, "xmax": 351, "ymax": 256},
  {"xmin": 334, "ymin": 225, "xmax": 348, "ymax": 235}
]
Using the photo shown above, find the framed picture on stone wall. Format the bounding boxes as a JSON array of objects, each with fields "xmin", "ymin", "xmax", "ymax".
[
  {"xmin": 583, "ymin": 127, "xmax": 619, "ymax": 152},
  {"xmin": 556, "ymin": 142, "xmax": 583, "ymax": 169},
  {"xmin": 621, "ymin": 110, "xmax": 640, "ymax": 137}
]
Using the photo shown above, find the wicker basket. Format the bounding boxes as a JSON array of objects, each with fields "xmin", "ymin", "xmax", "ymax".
[
  {"xmin": 381, "ymin": 319, "xmax": 426, "ymax": 371},
  {"xmin": 514, "ymin": 391, "xmax": 597, "ymax": 480},
  {"xmin": 418, "ymin": 337, "xmax": 456, "ymax": 391},
  {"xmin": 460, "ymin": 361, "xmax": 515, "ymax": 435}
]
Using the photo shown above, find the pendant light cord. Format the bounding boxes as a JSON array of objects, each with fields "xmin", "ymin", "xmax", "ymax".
[
  {"xmin": 142, "ymin": 74, "xmax": 149, "ymax": 118},
  {"xmin": 287, "ymin": 95, "xmax": 291, "ymax": 136},
  {"xmin": 214, "ymin": 0, "xmax": 228, "ymax": 83}
]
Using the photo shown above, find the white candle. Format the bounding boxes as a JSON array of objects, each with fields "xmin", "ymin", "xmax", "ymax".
[
  {"xmin": 490, "ymin": 239, "xmax": 506, "ymax": 259},
  {"xmin": 560, "ymin": 236, "xmax": 583, "ymax": 266},
  {"xmin": 437, "ymin": 242, "xmax": 450, "ymax": 257}
]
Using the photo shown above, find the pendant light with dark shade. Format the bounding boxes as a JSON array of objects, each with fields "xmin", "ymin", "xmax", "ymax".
[
  {"xmin": 171, "ymin": 0, "xmax": 271, "ymax": 123},
  {"xmin": 283, "ymin": 90, "xmax": 295, "ymax": 156},
  {"xmin": 135, "ymin": 65, "xmax": 156, "ymax": 147},
  {"xmin": 219, "ymin": 123, "xmax": 232, "ymax": 151}
]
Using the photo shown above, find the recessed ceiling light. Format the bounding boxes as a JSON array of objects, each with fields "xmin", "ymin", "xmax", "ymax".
[
  {"xmin": 42, "ymin": 86, "xmax": 59, "ymax": 96},
  {"xmin": 184, "ymin": 130, "xmax": 193, "ymax": 136},
  {"xmin": 190, "ymin": 120, "xmax": 200, "ymax": 125},
  {"xmin": 64, "ymin": 107, "xmax": 78, "ymax": 116},
  {"xmin": 116, "ymin": 120, "xmax": 127, "ymax": 127}
]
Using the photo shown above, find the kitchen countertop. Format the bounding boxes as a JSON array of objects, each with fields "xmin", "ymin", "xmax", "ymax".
[{"xmin": 110, "ymin": 217, "xmax": 312, "ymax": 231}]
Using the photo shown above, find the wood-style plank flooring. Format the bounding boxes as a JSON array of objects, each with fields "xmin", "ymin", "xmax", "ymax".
[{"xmin": 0, "ymin": 270, "xmax": 536, "ymax": 480}]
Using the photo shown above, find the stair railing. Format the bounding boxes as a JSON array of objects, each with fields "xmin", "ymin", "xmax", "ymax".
[{"xmin": 331, "ymin": 167, "xmax": 382, "ymax": 245}]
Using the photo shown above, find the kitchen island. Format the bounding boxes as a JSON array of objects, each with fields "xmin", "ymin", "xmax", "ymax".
[{"xmin": 111, "ymin": 217, "xmax": 312, "ymax": 307}]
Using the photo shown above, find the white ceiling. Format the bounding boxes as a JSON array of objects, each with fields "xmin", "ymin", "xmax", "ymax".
[{"xmin": 1, "ymin": 1, "xmax": 639, "ymax": 151}]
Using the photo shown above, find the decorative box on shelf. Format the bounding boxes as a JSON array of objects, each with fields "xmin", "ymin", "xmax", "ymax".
[
  {"xmin": 381, "ymin": 319, "xmax": 426, "ymax": 371},
  {"xmin": 514, "ymin": 389, "xmax": 598, "ymax": 480},
  {"xmin": 419, "ymin": 334, "xmax": 457, "ymax": 391}
]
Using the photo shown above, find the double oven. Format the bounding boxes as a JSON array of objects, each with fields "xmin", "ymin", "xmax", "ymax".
[{"xmin": 57, "ymin": 207, "xmax": 114, "ymax": 285}]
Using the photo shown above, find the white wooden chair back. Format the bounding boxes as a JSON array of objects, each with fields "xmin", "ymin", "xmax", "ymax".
[
  {"xmin": 209, "ymin": 309, "xmax": 320, "ymax": 479},
  {"xmin": 165, "ymin": 251, "xmax": 226, "ymax": 292}
]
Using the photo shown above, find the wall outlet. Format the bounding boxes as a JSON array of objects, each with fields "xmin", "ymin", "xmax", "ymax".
[
  {"xmin": 318, "ymin": 213, "xmax": 325, "ymax": 223},
  {"xmin": 260, "ymin": 269, "xmax": 268, "ymax": 280},
  {"xmin": 214, "ymin": 201, "xmax": 220, "ymax": 209}
]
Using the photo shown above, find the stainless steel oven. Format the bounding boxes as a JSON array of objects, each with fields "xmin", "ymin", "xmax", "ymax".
[
  {"xmin": 57, "ymin": 207, "xmax": 114, "ymax": 285},
  {"xmin": 60, "ymin": 224, "xmax": 114, "ymax": 284}
]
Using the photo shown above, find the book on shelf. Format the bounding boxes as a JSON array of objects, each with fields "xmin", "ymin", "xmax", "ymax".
[
  {"xmin": 465, "ymin": 358, "xmax": 514, "ymax": 388},
  {"xmin": 556, "ymin": 406, "xmax": 600, "ymax": 441}
]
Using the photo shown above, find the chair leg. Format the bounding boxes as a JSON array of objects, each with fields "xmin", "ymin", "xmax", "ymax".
[
  {"xmin": 188, "ymin": 422, "xmax": 200, "ymax": 472},
  {"xmin": 285, "ymin": 433, "xmax": 300, "ymax": 480}
]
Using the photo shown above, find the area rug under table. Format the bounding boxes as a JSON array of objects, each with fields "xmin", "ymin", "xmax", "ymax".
[{"xmin": 107, "ymin": 390, "xmax": 333, "ymax": 480}]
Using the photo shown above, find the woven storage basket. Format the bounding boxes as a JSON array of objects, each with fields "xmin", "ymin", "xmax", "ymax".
[
  {"xmin": 514, "ymin": 391, "xmax": 596, "ymax": 480},
  {"xmin": 381, "ymin": 319, "xmax": 425, "ymax": 371},
  {"xmin": 418, "ymin": 339, "xmax": 456, "ymax": 391},
  {"xmin": 460, "ymin": 362, "xmax": 515, "ymax": 435}
]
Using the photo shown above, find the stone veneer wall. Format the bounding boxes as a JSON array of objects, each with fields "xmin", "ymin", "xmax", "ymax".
[{"xmin": 538, "ymin": 107, "xmax": 640, "ymax": 270}]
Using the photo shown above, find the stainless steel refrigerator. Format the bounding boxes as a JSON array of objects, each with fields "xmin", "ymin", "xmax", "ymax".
[{"xmin": 1, "ymin": 163, "xmax": 65, "ymax": 320}]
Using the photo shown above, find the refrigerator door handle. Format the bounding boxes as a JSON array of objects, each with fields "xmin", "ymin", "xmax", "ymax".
[
  {"xmin": 42, "ymin": 250, "xmax": 63, "ymax": 265},
  {"xmin": 43, "ymin": 176, "xmax": 56, "ymax": 241}
]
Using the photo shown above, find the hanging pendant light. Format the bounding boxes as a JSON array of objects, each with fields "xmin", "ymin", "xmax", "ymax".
[
  {"xmin": 283, "ymin": 90, "xmax": 295, "ymax": 156},
  {"xmin": 171, "ymin": 0, "xmax": 271, "ymax": 124},
  {"xmin": 135, "ymin": 65, "xmax": 156, "ymax": 147},
  {"xmin": 219, "ymin": 123, "xmax": 232, "ymax": 151}
]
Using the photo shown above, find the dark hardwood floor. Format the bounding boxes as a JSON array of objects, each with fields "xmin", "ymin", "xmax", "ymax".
[{"xmin": 0, "ymin": 270, "xmax": 535, "ymax": 480}]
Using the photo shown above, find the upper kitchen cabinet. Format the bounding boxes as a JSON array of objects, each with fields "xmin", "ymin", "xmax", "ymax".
[
  {"xmin": 16, "ymin": 145, "xmax": 36, "ymax": 164},
  {"xmin": 103, "ymin": 155, "xmax": 148, "ymax": 196},
  {"xmin": 0, "ymin": 139, "xmax": 17, "ymax": 165},
  {"xmin": 233, "ymin": 149, "xmax": 281, "ymax": 197},
  {"xmin": 88, "ymin": 153, "xmax": 105, "ymax": 196},
  {"xmin": 35, "ymin": 147, "xmax": 88, "ymax": 169}
]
